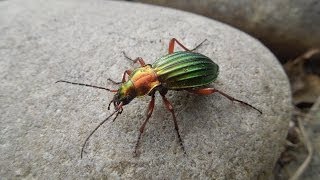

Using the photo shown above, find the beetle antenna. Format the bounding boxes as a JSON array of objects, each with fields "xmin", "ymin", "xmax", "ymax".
[
  {"xmin": 81, "ymin": 102, "xmax": 123, "ymax": 158},
  {"xmin": 56, "ymin": 80, "xmax": 117, "ymax": 92}
]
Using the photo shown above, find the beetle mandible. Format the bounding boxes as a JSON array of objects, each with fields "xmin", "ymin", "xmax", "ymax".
[{"xmin": 56, "ymin": 38, "xmax": 262, "ymax": 158}]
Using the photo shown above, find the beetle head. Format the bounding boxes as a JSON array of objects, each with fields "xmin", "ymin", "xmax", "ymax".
[{"xmin": 111, "ymin": 81, "xmax": 136, "ymax": 108}]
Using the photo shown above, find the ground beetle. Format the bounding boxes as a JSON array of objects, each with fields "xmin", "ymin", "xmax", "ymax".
[{"xmin": 56, "ymin": 38, "xmax": 262, "ymax": 158}]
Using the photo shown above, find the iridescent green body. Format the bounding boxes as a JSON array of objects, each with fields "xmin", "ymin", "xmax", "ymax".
[
  {"xmin": 153, "ymin": 51, "xmax": 219, "ymax": 90},
  {"xmin": 114, "ymin": 51, "xmax": 219, "ymax": 105}
]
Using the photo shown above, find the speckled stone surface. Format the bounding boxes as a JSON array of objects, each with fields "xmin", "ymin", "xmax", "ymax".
[{"xmin": 0, "ymin": 0, "xmax": 291, "ymax": 179}]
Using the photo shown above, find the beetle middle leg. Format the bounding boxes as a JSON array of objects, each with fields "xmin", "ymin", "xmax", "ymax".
[
  {"xmin": 190, "ymin": 39, "xmax": 207, "ymax": 51},
  {"xmin": 168, "ymin": 38, "xmax": 207, "ymax": 54},
  {"xmin": 160, "ymin": 93, "xmax": 186, "ymax": 155},
  {"xmin": 187, "ymin": 88, "xmax": 262, "ymax": 114},
  {"xmin": 134, "ymin": 94, "xmax": 155, "ymax": 156}
]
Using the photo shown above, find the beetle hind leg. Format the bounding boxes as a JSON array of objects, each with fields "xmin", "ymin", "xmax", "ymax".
[
  {"xmin": 168, "ymin": 38, "xmax": 207, "ymax": 54},
  {"xmin": 187, "ymin": 88, "xmax": 262, "ymax": 114}
]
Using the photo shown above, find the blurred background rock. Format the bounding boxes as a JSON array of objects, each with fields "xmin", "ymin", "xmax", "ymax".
[{"xmin": 130, "ymin": 0, "xmax": 320, "ymax": 63}]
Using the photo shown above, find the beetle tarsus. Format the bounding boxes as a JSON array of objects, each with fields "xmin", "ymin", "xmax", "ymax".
[
  {"xmin": 190, "ymin": 39, "xmax": 207, "ymax": 52},
  {"xmin": 122, "ymin": 51, "xmax": 134, "ymax": 61},
  {"xmin": 214, "ymin": 89, "xmax": 262, "ymax": 114},
  {"xmin": 187, "ymin": 88, "xmax": 262, "ymax": 114}
]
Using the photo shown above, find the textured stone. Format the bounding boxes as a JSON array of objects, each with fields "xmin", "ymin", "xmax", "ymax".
[{"xmin": 0, "ymin": 0, "xmax": 291, "ymax": 179}]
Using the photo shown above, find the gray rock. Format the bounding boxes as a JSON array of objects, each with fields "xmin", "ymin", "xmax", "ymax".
[
  {"xmin": 0, "ymin": 0, "xmax": 291, "ymax": 179},
  {"xmin": 134, "ymin": 0, "xmax": 320, "ymax": 62}
]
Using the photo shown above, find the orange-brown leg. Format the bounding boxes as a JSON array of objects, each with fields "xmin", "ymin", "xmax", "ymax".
[
  {"xmin": 121, "ymin": 70, "xmax": 132, "ymax": 82},
  {"xmin": 132, "ymin": 57, "xmax": 146, "ymax": 66},
  {"xmin": 161, "ymin": 94, "xmax": 186, "ymax": 154},
  {"xmin": 168, "ymin": 38, "xmax": 207, "ymax": 54},
  {"xmin": 134, "ymin": 94, "xmax": 155, "ymax": 156},
  {"xmin": 168, "ymin": 38, "xmax": 191, "ymax": 54},
  {"xmin": 107, "ymin": 69, "xmax": 132, "ymax": 84},
  {"xmin": 187, "ymin": 88, "xmax": 262, "ymax": 114},
  {"xmin": 122, "ymin": 51, "xmax": 146, "ymax": 66}
]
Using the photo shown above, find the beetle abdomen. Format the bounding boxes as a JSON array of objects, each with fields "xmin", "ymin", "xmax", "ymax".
[{"xmin": 153, "ymin": 51, "xmax": 219, "ymax": 90}]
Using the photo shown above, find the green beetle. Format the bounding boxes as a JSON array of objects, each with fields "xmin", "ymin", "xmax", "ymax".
[{"xmin": 57, "ymin": 38, "xmax": 262, "ymax": 158}]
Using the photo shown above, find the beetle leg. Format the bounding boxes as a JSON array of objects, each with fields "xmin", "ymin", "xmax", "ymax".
[
  {"xmin": 168, "ymin": 38, "xmax": 207, "ymax": 54},
  {"xmin": 122, "ymin": 51, "xmax": 146, "ymax": 67},
  {"xmin": 121, "ymin": 70, "xmax": 132, "ymax": 82},
  {"xmin": 132, "ymin": 57, "xmax": 146, "ymax": 66},
  {"xmin": 107, "ymin": 69, "xmax": 132, "ymax": 84},
  {"xmin": 107, "ymin": 78, "xmax": 122, "ymax": 85},
  {"xmin": 187, "ymin": 88, "xmax": 262, "ymax": 114},
  {"xmin": 161, "ymin": 94, "xmax": 186, "ymax": 155},
  {"xmin": 190, "ymin": 39, "xmax": 207, "ymax": 51},
  {"xmin": 168, "ymin": 38, "xmax": 191, "ymax": 54},
  {"xmin": 134, "ymin": 94, "xmax": 155, "ymax": 156}
]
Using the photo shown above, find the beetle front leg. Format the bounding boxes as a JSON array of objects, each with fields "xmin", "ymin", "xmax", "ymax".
[
  {"xmin": 161, "ymin": 94, "xmax": 186, "ymax": 155},
  {"xmin": 107, "ymin": 69, "xmax": 132, "ymax": 84},
  {"xmin": 107, "ymin": 78, "xmax": 122, "ymax": 85},
  {"xmin": 187, "ymin": 88, "xmax": 262, "ymax": 114},
  {"xmin": 120, "ymin": 70, "xmax": 132, "ymax": 82},
  {"xmin": 134, "ymin": 94, "xmax": 155, "ymax": 156}
]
